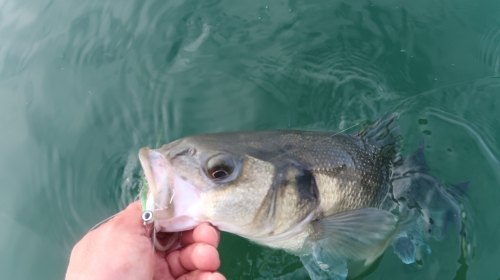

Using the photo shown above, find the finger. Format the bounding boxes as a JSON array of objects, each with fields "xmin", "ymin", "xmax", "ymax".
[
  {"xmin": 177, "ymin": 270, "xmax": 226, "ymax": 280},
  {"xmin": 105, "ymin": 201, "xmax": 149, "ymax": 237},
  {"xmin": 166, "ymin": 242, "xmax": 221, "ymax": 277},
  {"xmin": 180, "ymin": 223, "xmax": 220, "ymax": 248},
  {"xmin": 179, "ymin": 243, "xmax": 220, "ymax": 271},
  {"xmin": 179, "ymin": 229, "xmax": 195, "ymax": 246},
  {"xmin": 165, "ymin": 249, "xmax": 189, "ymax": 277},
  {"xmin": 153, "ymin": 251, "xmax": 175, "ymax": 280}
]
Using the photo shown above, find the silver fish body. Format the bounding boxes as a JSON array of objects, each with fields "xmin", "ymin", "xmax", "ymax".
[{"xmin": 139, "ymin": 114, "xmax": 470, "ymax": 279}]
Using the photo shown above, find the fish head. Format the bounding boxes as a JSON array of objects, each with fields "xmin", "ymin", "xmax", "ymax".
[{"xmin": 139, "ymin": 133, "xmax": 300, "ymax": 240}]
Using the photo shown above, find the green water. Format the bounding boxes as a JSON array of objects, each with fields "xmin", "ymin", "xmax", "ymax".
[{"xmin": 1, "ymin": 0, "xmax": 499, "ymax": 279}]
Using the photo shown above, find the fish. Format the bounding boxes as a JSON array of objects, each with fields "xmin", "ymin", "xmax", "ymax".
[{"xmin": 138, "ymin": 113, "xmax": 471, "ymax": 279}]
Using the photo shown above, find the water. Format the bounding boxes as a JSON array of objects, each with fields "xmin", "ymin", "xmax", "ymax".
[{"xmin": 0, "ymin": 0, "xmax": 499, "ymax": 279}]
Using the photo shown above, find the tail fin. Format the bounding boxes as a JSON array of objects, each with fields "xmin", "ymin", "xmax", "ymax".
[
  {"xmin": 391, "ymin": 138, "xmax": 471, "ymax": 240},
  {"xmin": 384, "ymin": 138, "xmax": 473, "ymax": 265}
]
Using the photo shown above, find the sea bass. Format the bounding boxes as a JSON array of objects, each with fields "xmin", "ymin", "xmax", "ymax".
[{"xmin": 138, "ymin": 114, "xmax": 470, "ymax": 279}]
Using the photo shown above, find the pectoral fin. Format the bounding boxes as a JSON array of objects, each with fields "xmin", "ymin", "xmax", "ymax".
[{"xmin": 301, "ymin": 208, "xmax": 398, "ymax": 280}]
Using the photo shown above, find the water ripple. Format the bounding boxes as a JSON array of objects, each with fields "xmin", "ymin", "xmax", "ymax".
[
  {"xmin": 429, "ymin": 109, "xmax": 500, "ymax": 167},
  {"xmin": 479, "ymin": 24, "xmax": 500, "ymax": 76}
]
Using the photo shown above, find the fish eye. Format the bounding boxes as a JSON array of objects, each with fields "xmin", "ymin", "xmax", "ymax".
[{"xmin": 206, "ymin": 154, "xmax": 235, "ymax": 181}]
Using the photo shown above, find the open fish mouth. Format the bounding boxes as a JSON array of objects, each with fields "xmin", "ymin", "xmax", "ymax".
[
  {"xmin": 134, "ymin": 113, "xmax": 472, "ymax": 279},
  {"xmin": 138, "ymin": 147, "xmax": 203, "ymax": 233},
  {"xmin": 139, "ymin": 147, "xmax": 175, "ymax": 222}
]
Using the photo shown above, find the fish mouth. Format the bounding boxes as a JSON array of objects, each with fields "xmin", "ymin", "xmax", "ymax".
[{"xmin": 139, "ymin": 147, "xmax": 203, "ymax": 232}]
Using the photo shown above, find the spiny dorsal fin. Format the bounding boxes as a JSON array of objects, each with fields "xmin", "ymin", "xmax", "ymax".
[{"xmin": 356, "ymin": 113, "xmax": 401, "ymax": 150}]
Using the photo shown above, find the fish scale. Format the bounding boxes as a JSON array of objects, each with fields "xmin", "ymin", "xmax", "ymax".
[{"xmin": 139, "ymin": 113, "xmax": 471, "ymax": 279}]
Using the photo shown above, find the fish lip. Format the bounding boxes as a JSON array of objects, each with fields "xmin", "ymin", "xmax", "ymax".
[
  {"xmin": 139, "ymin": 147, "xmax": 157, "ymax": 197},
  {"xmin": 139, "ymin": 147, "xmax": 176, "ymax": 216},
  {"xmin": 139, "ymin": 146, "xmax": 203, "ymax": 232}
]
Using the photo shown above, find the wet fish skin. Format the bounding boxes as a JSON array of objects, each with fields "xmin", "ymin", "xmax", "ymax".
[
  {"xmin": 139, "ymin": 114, "xmax": 469, "ymax": 279},
  {"xmin": 151, "ymin": 124, "xmax": 396, "ymax": 233}
]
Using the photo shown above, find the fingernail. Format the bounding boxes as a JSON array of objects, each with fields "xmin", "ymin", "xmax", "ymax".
[{"xmin": 208, "ymin": 272, "xmax": 226, "ymax": 280}]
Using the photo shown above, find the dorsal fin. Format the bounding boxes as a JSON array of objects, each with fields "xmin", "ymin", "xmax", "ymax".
[
  {"xmin": 355, "ymin": 113, "xmax": 401, "ymax": 159},
  {"xmin": 356, "ymin": 113, "xmax": 400, "ymax": 147}
]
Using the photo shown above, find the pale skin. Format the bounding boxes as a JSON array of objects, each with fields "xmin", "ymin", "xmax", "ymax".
[{"xmin": 66, "ymin": 201, "xmax": 226, "ymax": 280}]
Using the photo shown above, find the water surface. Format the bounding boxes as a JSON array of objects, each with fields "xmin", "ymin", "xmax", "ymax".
[{"xmin": 0, "ymin": 0, "xmax": 499, "ymax": 279}]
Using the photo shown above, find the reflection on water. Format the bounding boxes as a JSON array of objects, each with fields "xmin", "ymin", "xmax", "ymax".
[
  {"xmin": 479, "ymin": 25, "xmax": 500, "ymax": 77},
  {"xmin": 389, "ymin": 78, "xmax": 500, "ymax": 280},
  {"xmin": 429, "ymin": 108, "xmax": 499, "ymax": 167},
  {"xmin": 399, "ymin": 77, "xmax": 500, "ymax": 168},
  {"xmin": 1, "ymin": 0, "xmax": 500, "ymax": 279}
]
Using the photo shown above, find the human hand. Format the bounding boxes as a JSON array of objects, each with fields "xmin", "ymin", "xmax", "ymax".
[{"xmin": 66, "ymin": 201, "xmax": 225, "ymax": 280}]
